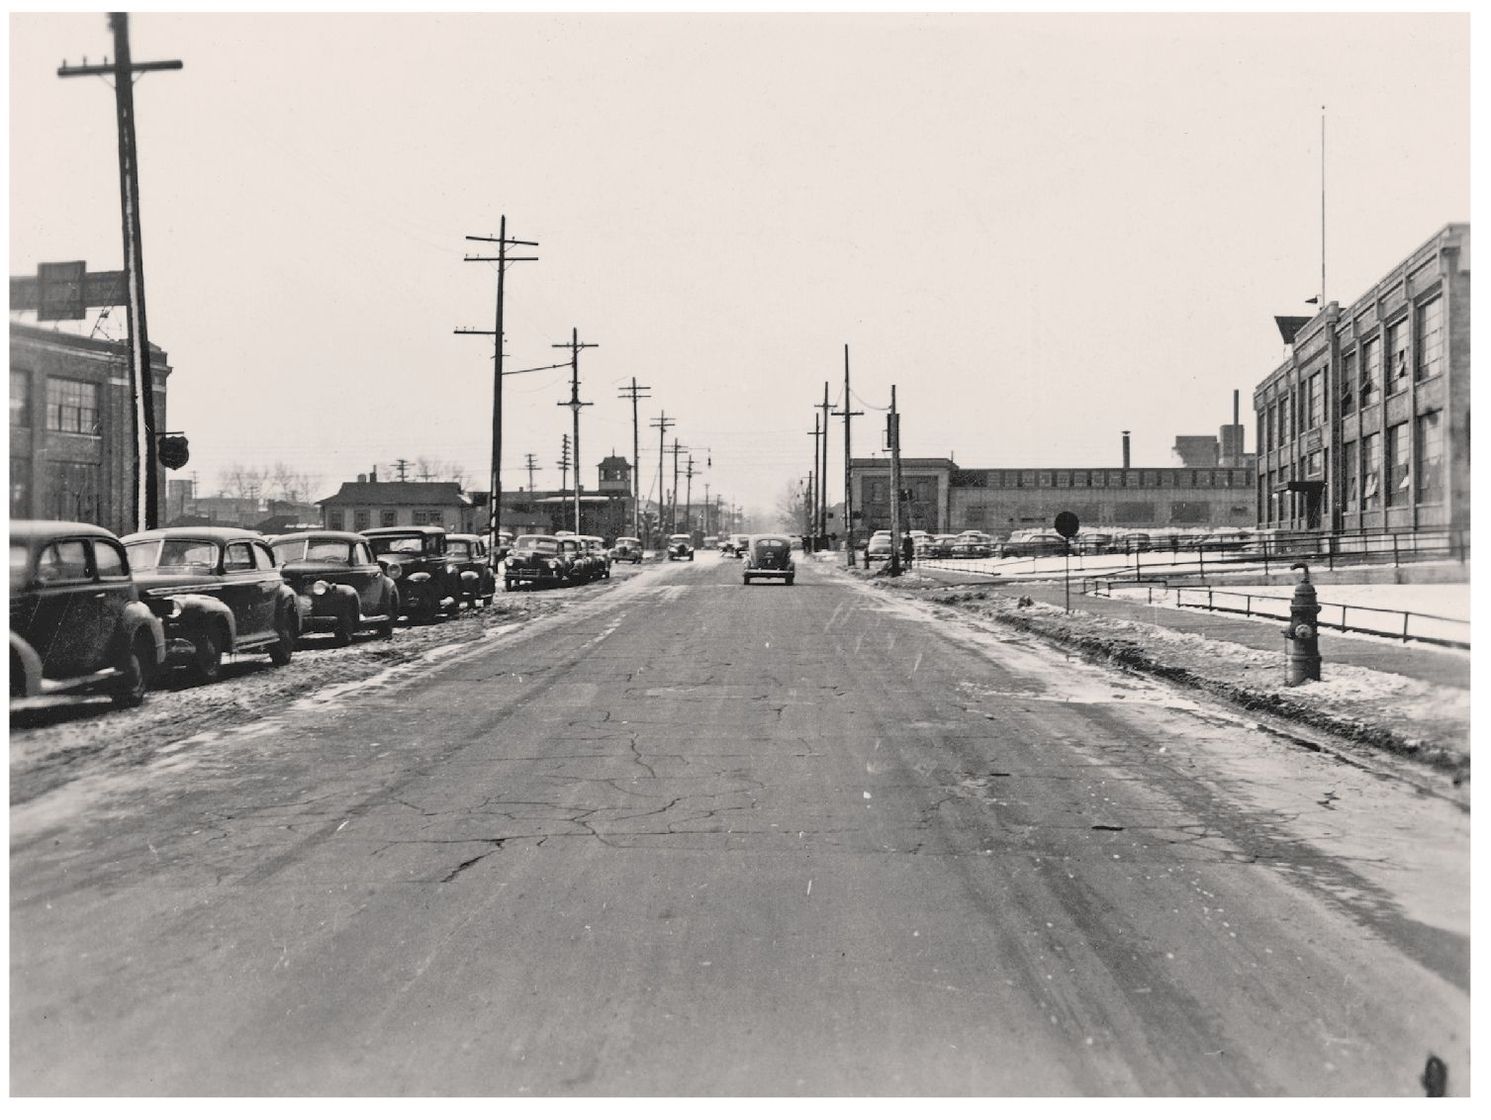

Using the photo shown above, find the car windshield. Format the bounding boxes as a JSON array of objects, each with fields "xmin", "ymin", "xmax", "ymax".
[
  {"xmin": 126, "ymin": 538, "xmax": 217, "ymax": 572},
  {"xmin": 515, "ymin": 536, "xmax": 558, "ymax": 555},
  {"xmin": 367, "ymin": 534, "xmax": 427, "ymax": 554},
  {"xmin": 276, "ymin": 539, "xmax": 353, "ymax": 564},
  {"xmin": 756, "ymin": 538, "xmax": 787, "ymax": 549},
  {"xmin": 670, "ymin": 536, "xmax": 689, "ymax": 543},
  {"xmin": 617, "ymin": 538, "xmax": 639, "ymax": 547}
]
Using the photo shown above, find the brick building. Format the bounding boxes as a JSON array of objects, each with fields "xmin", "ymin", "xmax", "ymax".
[
  {"xmin": 1254, "ymin": 223, "xmax": 1470, "ymax": 533},
  {"xmin": 318, "ymin": 478, "xmax": 474, "ymax": 533},
  {"xmin": 9, "ymin": 321, "xmax": 170, "ymax": 535}
]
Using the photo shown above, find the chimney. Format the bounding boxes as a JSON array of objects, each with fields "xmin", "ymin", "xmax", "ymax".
[
  {"xmin": 1121, "ymin": 431, "xmax": 1131, "ymax": 469},
  {"xmin": 369, "ymin": 466, "xmax": 378, "ymax": 483},
  {"xmin": 1233, "ymin": 389, "xmax": 1240, "ymax": 428},
  {"xmin": 357, "ymin": 473, "xmax": 367, "ymax": 484}
]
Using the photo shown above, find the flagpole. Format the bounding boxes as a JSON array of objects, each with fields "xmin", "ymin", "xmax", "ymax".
[{"xmin": 1320, "ymin": 104, "xmax": 1326, "ymax": 307}]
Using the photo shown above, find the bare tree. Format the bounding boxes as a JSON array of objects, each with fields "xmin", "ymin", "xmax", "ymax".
[
  {"xmin": 776, "ymin": 481, "xmax": 809, "ymax": 535},
  {"xmin": 267, "ymin": 461, "xmax": 322, "ymax": 504},
  {"xmin": 218, "ymin": 463, "xmax": 268, "ymax": 499},
  {"xmin": 414, "ymin": 458, "xmax": 471, "ymax": 488}
]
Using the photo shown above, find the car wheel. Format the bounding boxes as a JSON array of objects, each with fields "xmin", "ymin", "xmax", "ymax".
[
  {"xmin": 110, "ymin": 635, "xmax": 152, "ymax": 708},
  {"xmin": 194, "ymin": 625, "xmax": 224, "ymax": 684},
  {"xmin": 743, "ymin": 574, "xmax": 751, "ymax": 585},
  {"xmin": 333, "ymin": 605, "xmax": 356, "ymax": 646},
  {"xmin": 785, "ymin": 575, "xmax": 794, "ymax": 586},
  {"xmin": 269, "ymin": 613, "xmax": 295, "ymax": 666}
]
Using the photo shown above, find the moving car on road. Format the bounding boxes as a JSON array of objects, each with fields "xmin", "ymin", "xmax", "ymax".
[
  {"xmin": 866, "ymin": 530, "xmax": 894, "ymax": 561},
  {"xmin": 666, "ymin": 534, "xmax": 695, "ymax": 561},
  {"xmin": 271, "ymin": 531, "xmax": 399, "ymax": 643},
  {"xmin": 123, "ymin": 527, "xmax": 298, "ymax": 682},
  {"xmin": 10, "ymin": 520, "xmax": 165, "ymax": 709},
  {"xmin": 742, "ymin": 534, "xmax": 795, "ymax": 585},
  {"xmin": 363, "ymin": 527, "xmax": 462, "ymax": 622}
]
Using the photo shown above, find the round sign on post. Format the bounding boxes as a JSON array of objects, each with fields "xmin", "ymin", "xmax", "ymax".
[{"xmin": 1054, "ymin": 511, "xmax": 1079, "ymax": 613}]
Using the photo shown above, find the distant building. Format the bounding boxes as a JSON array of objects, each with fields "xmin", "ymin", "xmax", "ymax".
[
  {"xmin": 1172, "ymin": 436, "xmax": 1221, "ymax": 468},
  {"xmin": 1253, "ymin": 223, "xmax": 1469, "ymax": 532},
  {"xmin": 318, "ymin": 478, "xmax": 474, "ymax": 533},
  {"xmin": 851, "ymin": 457, "xmax": 1255, "ymax": 535},
  {"xmin": 9, "ymin": 321, "xmax": 171, "ymax": 535}
]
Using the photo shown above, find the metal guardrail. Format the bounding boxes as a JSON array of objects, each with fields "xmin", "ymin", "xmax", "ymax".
[{"xmin": 1091, "ymin": 583, "xmax": 1469, "ymax": 650}]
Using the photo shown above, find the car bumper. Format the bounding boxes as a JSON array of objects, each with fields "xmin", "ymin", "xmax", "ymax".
[{"xmin": 744, "ymin": 565, "xmax": 794, "ymax": 579}]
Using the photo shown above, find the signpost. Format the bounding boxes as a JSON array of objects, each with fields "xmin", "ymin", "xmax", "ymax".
[{"xmin": 1054, "ymin": 511, "xmax": 1080, "ymax": 613}]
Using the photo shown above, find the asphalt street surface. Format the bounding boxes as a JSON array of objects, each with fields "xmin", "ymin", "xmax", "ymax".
[{"xmin": 10, "ymin": 552, "xmax": 1469, "ymax": 1095}]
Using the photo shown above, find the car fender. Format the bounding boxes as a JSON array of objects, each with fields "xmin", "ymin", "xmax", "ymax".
[
  {"xmin": 460, "ymin": 569, "xmax": 480, "ymax": 590},
  {"xmin": 274, "ymin": 586, "xmax": 300, "ymax": 633},
  {"xmin": 115, "ymin": 602, "xmax": 167, "ymax": 668},
  {"xmin": 169, "ymin": 593, "xmax": 238, "ymax": 648},
  {"xmin": 9, "ymin": 632, "xmax": 43, "ymax": 698}
]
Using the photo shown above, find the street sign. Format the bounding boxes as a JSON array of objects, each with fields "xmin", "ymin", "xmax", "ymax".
[{"xmin": 1054, "ymin": 510, "xmax": 1080, "ymax": 538}]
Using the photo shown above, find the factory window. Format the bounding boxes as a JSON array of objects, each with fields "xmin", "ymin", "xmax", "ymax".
[
  {"xmin": 1306, "ymin": 451, "xmax": 1322, "ymax": 478},
  {"xmin": 1360, "ymin": 336, "xmax": 1381, "ymax": 408},
  {"xmin": 1054, "ymin": 471, "xmax": 1070, "ymax": 488},
  {"xmin": 1385, "ymin": 423, "xmax": 1410, "ymax": 507},
  {"xmin": 1416, "ymin": 412, "xmax": 1443, "ymax": 504},
  {"xmin": 1386, "ymin": 318, "xmax": 1410, "ymax": 392},
  {"xmin": 45, "ymin": 378, "xmax": 99, "ymax": 435},
  {"xmin": 1108, "ymin": 470, "xmax": 1124, "ymax": 487},
  {"xmin": 10, "ymin": 456, "xmax": 30, "ymax": 517},
  {"xmin": 353, "ymin": 509, "xmax": 370, "ymax": 531},
  {"xmin": 1037, "ymin": 471, "xmax": 1052, "ymax": 487},
  {"xmin": 1340, "ymin": 351, "xmax": 1357, "ymax": 415},
  {"xmin": 1020, "ymin": 471, "xmax": 1036, "ymax": 487},
  {"xmin": 380, "ymin": 509, "xmax": 398, "ymax": 527},
  {"xmin": 10, "ymin": 369, "xmax": 30, "ymax": 428},
  {"xmin": 1195, "ymin": 471, "xmax": 1212, "ymax": 488},
  {"xmin": 48, "ymin": 460, "xmax": 100, "ymax": 523},
  {"xmin": 1308, "ymin": 372, "xmax": 1324, "ymax": 430},
  {"xmin": 1415, "ymin": 298, "xmax": 1444, "ymax": 382},
  {"xmin": 1342, "ymin": 441, "xmax": 1358, "ymax": 511},
  {"xmin": 1124, "ymin": 471, "xmax": 1139, "ymax": 487},
  {"xmin": 325, "ymin": 509, "xmax": 344, "ymax": 530},
  {"xmin": 1143, "ymin": 470, "xmax": 1159, "ymax": 487},
  {"xmin": 1361, "ymin": 432, "xmax": 1381, "ymax": 511},
  {"xmin": 1091, "ymin": 470, "xmax": 1105, "ymax": 488}
]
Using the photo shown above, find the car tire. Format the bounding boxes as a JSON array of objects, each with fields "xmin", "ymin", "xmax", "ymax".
[
  {"xmin": 269, "ymin": 613, "xmax": 295, "ymax": 666},
  {"xmin": 785, "ymin": 575, "xmax": 794, "ymax": 585},
  {"xmin": 194, "ymin": 625, "xmax": 224, "ymax": 684},
  {"xmin": 743, "ymin": 574, "xmax": 751, "ymax": 585},
  {"xmin": 333, "ymin": 606, "xmax": 356, "ymax": 646},
  {"xmin": 110, "ymin": 635, "xmax": 152, "ymax": 708}
]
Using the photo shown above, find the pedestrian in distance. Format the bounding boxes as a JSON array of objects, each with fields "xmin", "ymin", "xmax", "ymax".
[{"xmin": 901, "ymin": 531, "xmax": 914, "ymax": 570}]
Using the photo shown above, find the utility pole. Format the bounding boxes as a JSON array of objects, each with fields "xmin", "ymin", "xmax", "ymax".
[
  {"xmin": 552, "ymin": 328, "xmax": 596, "ymax": 534},
  {"xmin": 457, "ymin": 217, "xmax": 539, "ymax": 555},
  {"xmin": 670, "ymin": 438, "xmax": 682, "ymax": 537},
  {"xmin": 684, "ymin": 455, "xmax": 695, "ymax": 537},
  {"xmin": 831, "ymin": 344, "xmax": 864, "ymax": 568},
  {"xmin": 59, "ymin": 13, "xmax": 181, "ymax": 533},
  {"xmin": 522, "ymin": 452, "xmax": 538, "ymax": 493},
  {"xmin": 889, "ymin": 385, "xmax": 903, "ymax": 577},
  {"xmin": 649, "ymin": 412, "xmax": 674, "ymax": 545},
  {"xmin": 617, "ymin": 377, "xmax": 652, "ymax": 539},
  {"xmin": 818, "ymin": 380, "xmax": 832, "ymax": 548},
  {"xmin": 703, "ymin": 483, "xmax": 711, "ymax": 536},
  {"xmin": 557, "ymin": 433, "xmax": 570, "ymax": 498},
  {"xmin": 806, "ymin": 415, "xmax": 822, "ymax": 549}
]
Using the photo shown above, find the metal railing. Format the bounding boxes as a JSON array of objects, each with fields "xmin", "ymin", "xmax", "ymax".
[{"xmin": 1163, "ymin": 586, "xmax": 1468, "ymax": 649}]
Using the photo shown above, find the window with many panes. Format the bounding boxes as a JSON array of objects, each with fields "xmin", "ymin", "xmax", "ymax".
[
  {"xmin": 1308, "ymin": 372, "xmax": 1324, "ymax": 430},
  {"xmin": 1386, "ymin": 319, "xmax": 1409, "ymax": 392},
  {"xmin": 1340, "ymin": 351, "xmax": 1357, "ymax": 414},
  {"xmin": 10, "ymin": 457, "xmax": 30, "ymax": 517},
  {"xmin": 1385, "ymin": 423, "xmax": 1410, "ymax": 506},
  {"xmin": 325, "ymin": 509, "xmax": 344, "ymax": 530},
  {"xmin": 1415, "ymin": 298, "xmax": 1444, "ymax": 382},
  {"xmin": 380, "ymin": 509, "xmax": 397, "ymax": 527},
  {"xmin": 1361, "ymin": 432, "xmax": 1382, "ymax": 511},
  {"xmin": 11, "ymin": 369, "xmax": 30, "ymax": 428},
  {"xmin": 353, "ymin": 509, "xmax": 370, "ymax": 531},
  {"xmin": 1416, "ymin": 412, "xmax": 1443, "ymax": 504},
  {"xmin": 1342, "ymin": 440, "xmax": 1358, "ymax": 511},
  {"xmin": 46, "ymin": 378, "xmax": 98, "ymax": 435},
  {"xmin": 1360, "ymin": 336, "xmax": 1381, "ymax": 407},
  {"xmin": 49, "ymin": 460, "xmax": 100, "ymax": 522}
]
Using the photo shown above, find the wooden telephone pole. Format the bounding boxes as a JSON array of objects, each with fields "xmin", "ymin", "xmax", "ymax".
[
  {"xmin": 831, "ymin": 345, "xmax": 864, "ymax": 568},
  {"xmin": 59, "ymin": 13, "xmax": 181, "ymax": 532},
  {"xmin": 552, "ymin": 329, "xmax": 596, "ymax": 534},
  {"xmin": 617, "ymin": 378, "xmax": 652, "ymax": 539}
]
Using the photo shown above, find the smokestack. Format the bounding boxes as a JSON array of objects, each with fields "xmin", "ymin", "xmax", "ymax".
[
  {"xmin": 369, "ymin": 466, "xmax": 378, "ymax": 483},
  {"xmin": 1122, "ymin": 431, "xmax": 1131, "ymax": 469},
  {"xmin": 1233, "ymin": 389, "xmax": 1240, "ymax": 427}
]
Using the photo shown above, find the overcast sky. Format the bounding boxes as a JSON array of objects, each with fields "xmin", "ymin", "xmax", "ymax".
[{"xmin": 8, "ymin": 11, "xmax": 1470, "ymax": 521}]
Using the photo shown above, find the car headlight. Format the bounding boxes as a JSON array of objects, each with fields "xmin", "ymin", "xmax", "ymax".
[
  {"xmin": 385, "ymin": 562, "xmax": 402, "ymax": 580},
  {"xmin": 312, "ymin": 580, "xmax": 329, "ymax": 595},
  {"xmin": 546, "ymin": 560, "xmax": 558, "ymax": 570}
]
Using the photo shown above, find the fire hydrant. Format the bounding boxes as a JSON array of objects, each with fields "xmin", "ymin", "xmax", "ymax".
[{"xmin": 1284, "ymin": 562, "xmax": 1322, "ymax": 685}]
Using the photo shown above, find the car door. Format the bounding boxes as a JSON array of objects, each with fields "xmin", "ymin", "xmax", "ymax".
[
  {"xmin": 85, "ymin": 536, "xmax": 136, "ymax": 669},
  {"xmin": 250, "ymin": 541, "xmax": 284, "ymax": 638},
  {"xmin": 24, "ymin": 538, "xmax": 96, "ymax": 678},
  {"xmin": 219, "ymin": 540, "xmax": 263, "ymax": 642},
  {"xmin": 347, "ymin": 540, "xmax": 382, "ymax": 616}
]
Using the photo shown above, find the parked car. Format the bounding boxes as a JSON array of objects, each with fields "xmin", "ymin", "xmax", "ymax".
[
  {"xmin": 1114, "ymin": 531, "xmax": 1151, "ymax": 553},
  {"xmin": 445, "ymin": 533, "xmax": 497, "ymax": 607},
  {"xmin": 1074, "ymin": 530, "xmax": 1114, "ymax": 555},
  {"xmin": 610, "ymin": 536, "xmax": 644, "ymax": 564},
  {"xmin": 505, "ymin": 534, "xmax": 577, "ymax": 590},
  {"xmin": 787, "ymin": 535, "xmax": 804, "ymax": 552},
  {"xmin": 926, "ymin": 534, "xmax": 958, "ymax": 559},
  {"xmin": 866, "ymin": 530, "xmax": 894, "ymax": 560},
  {"xmin": 363, "ymin": 526, "xmax": 462, "ymax": 622},
  {"xmin": 1001, "ymin": 529, "xmax": 1067, "ymax": 557},
  {"xmin": 271, "ymin": 530, "xmax": 400, "ymax": 642},
  {"xmin": 951, "ymin": 531, "xmax": 995, "ymax": 558},
  {"xmin": 666, "ymin": 534, "xmax": 695, "ymax": 561},
  {"xmin": 122, "ymin": 527, "xmax": 298, "ymax": 682},
  {"xmin": 493, "ymin": 530, "xmax": 514, "ymax": 564},
  {"xmin": 728, "ymin": 533, "xmax": 750, "ymax": 556},
  {"xmin": 571, "ymin": 536, "xmax": 611, "ymax": 581},
  {"xmin": 10, "ymin": 520, "xmax": 166, "ymax": 708},
  {"xmin": 742, "ymin": 534, "xmax": 795, "ymax": 585},
  {"xmin": 910, "ymin": 530, "xmax": 934, "ymax": 557}
]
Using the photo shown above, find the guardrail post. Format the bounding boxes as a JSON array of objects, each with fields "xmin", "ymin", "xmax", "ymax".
[
  {"xmin": 1245, "ymin": 594, "xmax": 1252, "ymax": 618},
  {"xmin": 1403, "ymin": 612, "xmax": 1411, "ymax": 644},
  {"xmin": 1198, "ymin": 547, "xmax": 1205, "ymax": 581},
  {"xmin": 1458, "ymin": 529, "xmax": 1467, "ymax": 565},
  {"xmin": 1327, "ymin": 534, "xmax": 1335, "ymax": 572},
  {"xmin": 1392, "ymin": 534, "xmax": 1400, "ymax": 568}
]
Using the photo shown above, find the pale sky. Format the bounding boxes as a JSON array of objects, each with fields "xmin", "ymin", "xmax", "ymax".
[{"xmin": 7, "ymin": 11, "xmax": 1471, "ymax": 521}]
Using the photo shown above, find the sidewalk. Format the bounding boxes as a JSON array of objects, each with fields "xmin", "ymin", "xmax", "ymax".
[{"xmin": 1005, "ymin": 579, "xmax": 1469, "ymax": 690}]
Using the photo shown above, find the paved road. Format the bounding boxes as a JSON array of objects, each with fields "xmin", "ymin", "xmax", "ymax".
[{"xmin": 10, "ymin": 553, "xmax": 1469, "ymax": 1095}]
